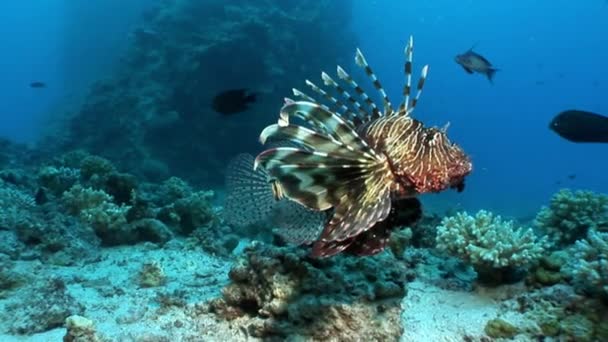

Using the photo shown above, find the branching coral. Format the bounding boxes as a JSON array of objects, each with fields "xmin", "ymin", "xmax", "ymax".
[
  {"xmin": 535, "ymin": 189, "xmax": 608, "ymax": 246},
  {"xmin": 566, "ymin": 229, "xmax": 608, "ymax": 300},
  {"xmin": 436, "ymin": 210, "xmax": 548, "ymax": 284},
  {"xmin": 62, "ymin": 185, "xmax": 131, "ymax": 245}
]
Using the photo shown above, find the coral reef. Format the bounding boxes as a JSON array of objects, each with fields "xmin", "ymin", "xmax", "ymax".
[
  {"xmin": 566, "ymin": 229, "xmax": 608, "ymax": 300},
  {"xmin": 53, "ymin": 0, "xmax": 356, "ymax": 186},
  {"xmin": 436, "ymin": 210, "xmax": 547, "ymax": 285},
  {"xmin": 208, "ymin": 242, "xmax": 407, "ymax": 340},
  {"xmin": 535, "ymin": 189, "xmax": 608, "ymax": 246},
  {"xmin": 63, "ymin": 185, "xmax": 132, "ymax": 245}
]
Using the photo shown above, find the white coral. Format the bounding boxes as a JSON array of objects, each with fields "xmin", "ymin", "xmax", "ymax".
[
  {"xmin": 436, "ymin": 210, "xmax": 547, "ymax": 269},
  {"xmin": 568, "ymin": 229, "xmax": 608, "ymax": 296}
]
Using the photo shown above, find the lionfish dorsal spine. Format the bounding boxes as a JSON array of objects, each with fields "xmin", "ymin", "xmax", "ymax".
[
  {"xmin": 259, "ymin": 123, "xmax": 363, "ymax": 159},
  {"xmin": 398, "ymin": 36, "xmax": 430, "ymax": 116},
  {"xmin": 277, "ymin": 101, "xmax": 380, "ymax": 159},
  {"xmin": 354, "ymin": 47, "xmax": 393, "ymax": 117},
  {"xmin": 320, "ymin": 71, "xmax": 369, "ymax": 121},
  {"xmin": 400, "ymin": 36, "xmax": 414, "ymax": 114},
  {"xmin": 303, "ymin": 79, "xmax": 357, "ymax": 122},
  {"xmin": 336, "ymin": 65, "xmax": 381, "ymax": 118}
]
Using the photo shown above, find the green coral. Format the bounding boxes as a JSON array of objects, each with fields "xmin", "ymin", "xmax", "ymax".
[
  {"xmin": 436, "ymin": 210, "xmax": 547, "ymax": 284},
  {"xmin": 565, "ymin": 229, "xmax": 608, "ymax": 299},
  {"xmin": 484, "ymin": 318, "xmax": 519, "ymax": 339},
  {"xmin": 535, "ymin": 189, "xmax": 608, "ymax": 246},
  {"xmin": 62, "ymin": 185, "xmax": 131, "ymax": 245},
  {"xmin": 79, "ymin": 155, "xmax": 116, "ymax": 181},
  {"xmin": 157, "ymin": 190, "xmax": 215, "ymax": 235},
  {"xmin": 37, "ymin": 166, "xmax": 80, "ymax": 196}
]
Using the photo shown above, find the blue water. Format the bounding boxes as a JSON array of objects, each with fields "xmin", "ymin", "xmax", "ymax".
[
  {"xmin": 0, "ymin": 1, "xmax": 150, "ymax": 142},
  {"xmin": 353, "ymin": 0, "xmax": 608, "ymax": 216},
  {"xmin": 1, "ymin": 0, "xmax": 607, "ymax": 217}
]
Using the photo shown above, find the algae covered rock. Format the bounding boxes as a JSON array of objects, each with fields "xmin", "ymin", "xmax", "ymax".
[
  {"xmin": 484, "ymin": 318, "xmax": 519, "ymax": 339},
  {"xmin": 208, "ymin": 242, "xmax": 407, "ymax": 340},
  {"xmin": 63, "ymin": 315, "xmax": 103, "ymax": 342}
]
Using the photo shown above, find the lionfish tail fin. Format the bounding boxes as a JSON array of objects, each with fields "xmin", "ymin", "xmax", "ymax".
[{"xmin": 223, "ymin": 153, "xmax": 276, "ymax": 227}]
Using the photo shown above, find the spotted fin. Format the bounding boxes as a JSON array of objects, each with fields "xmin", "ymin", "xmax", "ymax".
[{"xmin": 223, "ymin": 153, "xmax": 277, "ymax": 227}]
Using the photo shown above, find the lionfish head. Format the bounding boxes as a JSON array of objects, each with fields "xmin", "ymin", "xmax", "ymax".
[{"xmin": 398, "ymin": 126, "xmax": 472, "ymax": 195}]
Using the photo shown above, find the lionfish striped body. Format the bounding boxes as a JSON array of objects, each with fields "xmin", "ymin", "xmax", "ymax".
[{"xmin": 254, "ymin": 36, "xmax": 472, "ymax": 257}]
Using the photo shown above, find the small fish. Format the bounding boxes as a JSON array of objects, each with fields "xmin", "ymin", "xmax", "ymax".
[
  {"xmin": 211, "ymin": 88, "xmax": 257, "ymax": 115},
  {"xmin": 549, "ymin": 109, "xmax": 608, "ymax": 143},
  {"xmin": 30, "ymin": 81, "xmax": 46, "ymax": 88},
  {"xmin": 455, "ymin": 47, "xmax": 499, "ymax": 83},
  {"xmin": 226, "ymin": 36, "xmax": 472, "ymax": 258},
  {"xmin": 567, "ymin": 174, "xmax": 576, "ymax": 180}
]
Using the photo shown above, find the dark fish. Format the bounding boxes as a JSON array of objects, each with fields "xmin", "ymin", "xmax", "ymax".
[
  {"xmin": 567, "ymin": 174, "xmax": 576, "ymax": 180},
  {"xmin": 30, "ymin": 81, "xmax": 46, "ymax": 88},
  {"xmin": 549, "ymin": 109, "xmax": 608, "ymax": 143},
  {"xmin": 455, "ymin": 47, "xmax": 499, "ymax": 83},
  {"xmin": 211, "ymin": 88, "xmax": 257, "ymax": 115},
  {"xmin": 35, "ymin": 187, "xmax": 48, "ymax": 205},
  {"xmin": 226, "ymin": 36, "xmax": 472, "ymax": 258}
]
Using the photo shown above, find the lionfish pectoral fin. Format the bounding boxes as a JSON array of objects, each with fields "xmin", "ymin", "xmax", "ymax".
[{"xmin": 223, "ymin": 153, "xmax": 278, "ymax": 227}]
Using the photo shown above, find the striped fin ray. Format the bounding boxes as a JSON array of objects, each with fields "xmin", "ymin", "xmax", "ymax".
[
  {"xmin": 320, "ymin": 72, "xmax": 368, "ymax": 120},
  {"xmin": 397, "ymin": 36, "xmax": 430, "ymax": 116},
  {"xmin": 304, "ymin": 80, "xmax": 358, "ymax": 122},
  {"xmin": 355, "ymin": 47, "xmax": 393, "ymax": 116},
  {"xmin": 259, "ymin": 124, "xmax": 364, "ymax": 160},
  {"xmin": 311, "ymin": 161, "xmax": 393, "ymax": 257},
  {"xmin": 399, "ymin": 36, "xmax": 414, "ymax": 114},
  {"xmin": 289, "ymin": 90, "xmax": 334, "ymax": 135},
  {"xmin": 406, "ymin": 65, "xmax": 429, "ymax": 115},
  {"xmin": 255, "ymin": 147, "xmax": 378, "ymax": 211},
  {"xmin": 277, "ymin": 101, "xmax": 380, "ymax": 158},
  {"xmin": 336, "ymin": 66, "xmax": 381, "ymax": 119},
  {"xmin": 254, "ymin": 145, "xmax": 395, "ymax": 258}
]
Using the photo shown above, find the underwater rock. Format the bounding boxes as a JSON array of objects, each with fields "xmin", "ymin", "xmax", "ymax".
[
  {"xmin": 63, "ymin": 315, "xmax": 104, "ymax": 342},
  {"xmin": 208, "ymin": 242, "xmax": 406, "ymax": 340},
  {"xmin": 484, "ymin": 318, "xmax": 519, "ymax": 339},
  {"xmin": 138, "ymin": 261, "xmax": 167, "ymax": 288},
  {"xmin": 5, "ymin": 277, "xmax": 84, "ymax": 335}
]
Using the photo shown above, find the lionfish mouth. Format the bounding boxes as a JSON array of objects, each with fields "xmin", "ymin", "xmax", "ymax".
[{"xmin": 240, "ymin": 36, "xmax": 471, "ymax": 257}]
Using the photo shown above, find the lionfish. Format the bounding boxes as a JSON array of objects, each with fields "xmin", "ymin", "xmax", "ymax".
[{"xmin": 224, "ymin": 36, "xmax": 472, "ymax": 258}]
